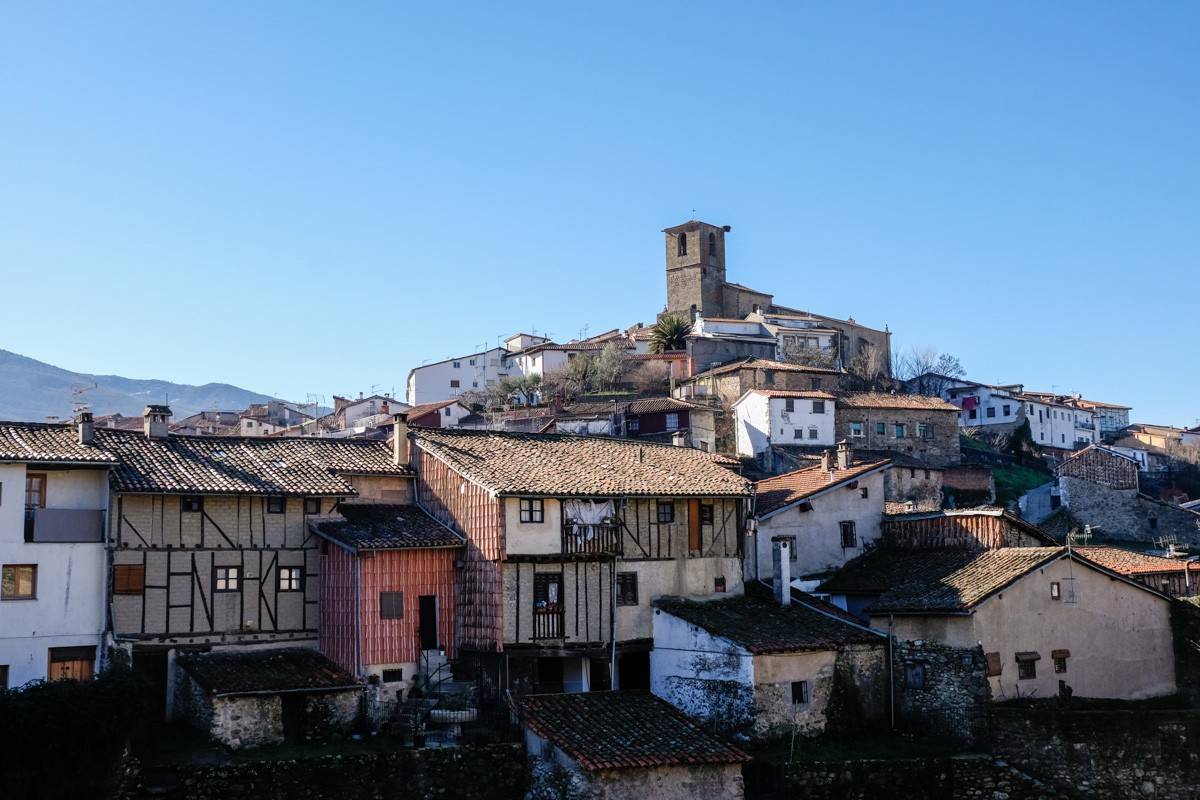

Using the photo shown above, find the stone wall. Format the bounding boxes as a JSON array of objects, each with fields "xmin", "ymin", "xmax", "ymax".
[
  {"xmin": 834, "ymin": 407, "xmax": 962, "ymax": 468},
  {"xmin": 992, "ymin": 707, "xmax": 1200, "ymax": 799},
  {"xmin": 1060, "ymin": 476, "xmax": 1200, "ymax": 544},
  {"xmin": 121, "ymin": 743, "xmax": 527, "ymax": 800},
  {"xmin": 893, "ymin": 641, "xmax": 992, "ymax": 748}
]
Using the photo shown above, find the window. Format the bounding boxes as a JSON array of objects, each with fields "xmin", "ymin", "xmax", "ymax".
[
  {"xmin": 906, "ymin": 664, "xmax": 926, "ymax": 689},
  {"xmin": 839, "ymin": 521, "xmax": 857, "ymax": 548},
  {"xmin": 700, "ymin": 504, "xmax": 714, "ymax": 525},
  {"xmin": 665, "ymin": 413, "xmax": 680, "ymax": 431},
  {"xmin": 808, "ymin": 427, "xmax": 818, "ymax": 440},
  {"xmin": 452, "ymin": 361, "xmax": 461, "ymax": 368},
  {"xmin": 380, "ymin": 591, "xmax": 404, "ymax": 619},
  {"xmin": 812, "ymin": 400, "xmax": 826, "ymax": 414},
  {"xmin": 784, "ymin": 398, "xmax": 795, "ymax": 412},
  {"xmin": 810, "ymin": 378, "xmax": 822, "ymax": 390},
  {"xmin": 48, "ymin": 646, "xmax": 95, "ymax": 682},
  {"xmin": 113, "ymin": 564, "xmax": 145, "ymax": 595},
  {"xmin": 381, "ymin": 668, "xmax": 404, "ymax": 683},
  {"xmin": 1002, "ymin": 404, "xmax": 1011, "ymax": 416},
  {"xmin": 1, "ymin": 565, "xmax": 37, "ymax": 599},
  {"xmin": 894, "ymin": 424, "xmax": 907, "ymax": 439},
  {"xmin": 214, "ymin": 566, "xmax": 240, "ymax": 592},
  {"xmin": 533, "ymin": 573, "xmax": 562, "ymax": 611},
  {"xmin": 678, "ymin": 232, "xmax": 688, "ymax": 256},
  {"xmin": 1150, "ymin": 517, "xmax": 1158, "ymax": 530},
  {"xmin": 278, "ymin": 567, "xmax": 303, "ymax": 592},
  {"xmin": 793, "ymin": 429, "xmax": 804, "ymax": 440},
  {"xmin": 707, "ymin": 231, "xmax": 716, "ymax": 257},
  {"xmin": 469, "ymin": 358, "xmax": 476, "ymax": 366},
  {"xmin": 849, "ymin": 421, "xmax": 864, "ymax": 438},
  {"xmin": 0, "ymin": 665, "xmax": 7, "ymax": 689},
  {"xmin": 875, "ymin": 422, "xmax": 886, "ymax": 436},
  {"xmin": 1053, "ymin": 649, "xmax": 1069, "ymax": 674},
  {"xmin": 450, "ymin": 379, "xmax": 460, "ymax": 388},
  {"xmin": 714, "ymin": 576, "xmax": 727, "ymax": 592},
  {"xmin": 791, "ymin": 680, "xmax": 809, "ymax": 704},
  {"xmin": 267, "ymin": 496, "xmax": 286, "ymax": 514},
  {"xmin": 918, "ymin": 423, "xmax": 932, "ymax": 439},
  {"xmin": 627, "ymin": 418, "xmax": 640, "ymax": 433},
  {"xmin": 986, "ymin": 407, "xmax": 996, "ymax": 418},
  {"xmin": 985, "ymin": 652, "xmax": 1002, "ymax": 677},
  {"xmin": 969, "ymin": 409, "xmax": 977, "ymax": 420},
  {"xmin": 444, "ymin": 407, "xmax": 452, "ymax": 417},
  {"xmin": 1016, "ymin": 653, "xmax": 1039, "ymax": 680},
  {"xmin": 304, "ymin": 497, "xmax": 321, "ymax": 515},
  {"xmin": 656, "ymin": 502, "xmax": 675, "ymax": 523},
  {"xmin": 860, "ymin": 487, "xmax": 869, "ymax": 499},
  {"xmin": 519, "ymin": 498, "xmax": 544, "ymax": 524},
  {"xmin": 182, "ymin": 496, "xmax": 202, "ymax": 513},
  {"xmin": 616, "ymin": 572, "xmax": 639, "ymax": 606},
  {"xmin": 25, "ymin": 473, "xmax": 46, "ymax": 508},
  {"xmin": 1050, "ymin": 581, "xmax": 1061, "ymax": 600},
  {"xmin": 764, "ymin": 370, "xmax": 775, "ymax": 386}
]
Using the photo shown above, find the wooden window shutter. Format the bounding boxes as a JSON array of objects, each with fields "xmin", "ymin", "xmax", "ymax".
[
  {"xmin": 113, "ymin": 564, "xmax": 146, "ymax": 595},
  {"xmin": 984, "ymin": 651, "xmax": 1002, "ymax": 677}
]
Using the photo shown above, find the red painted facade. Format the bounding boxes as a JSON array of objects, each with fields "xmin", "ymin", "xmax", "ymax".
[{"xmin": 319, "ymin": 537, "xmax": 459, "ymax": 675}]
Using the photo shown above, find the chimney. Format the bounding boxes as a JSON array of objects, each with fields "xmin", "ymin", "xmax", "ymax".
[
  {"xmin": 771, "ymin": 537, "xmax": 792, "ymax": 606},
  {"xmin": 143, "ymin": 405, "xmax": 171, "ymax": 439},
  {"xmin": 393, "ymin": 412, "xmax": 409, "ymax": 466},
  {"xmin": 836, "ymin": 439, "xmax": 851, "ymax": 471},
  {"xmin": 820, "ymin": 449, "xmax": 832, "ymax": 472},
  {"xmin": 671, "ymin": 431, "xmax": 689, "ymax": 448},
  {"xmin": 75, "ymin": 409, "xmax": 94, "ymax": 445}
]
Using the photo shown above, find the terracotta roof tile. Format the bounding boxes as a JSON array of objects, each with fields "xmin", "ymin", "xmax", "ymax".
[
  {"xmin": 0, "ymin": 422, "xmax": 118, "ymax": 465},
  {"xmin": 755, "ymin": 458, "xmax": 890, "ymax": 517},
  {"xmin": 176, "ymin": 648, "xmax": 358, "ymax": 696},
  {"xmin": 1074, "ymin": 546, "xmax": 1199, "ymax": 576},
  {"xmin": 744, "ymin": 390, "xmax": 837, "ymax": 400},
  {"xmin": 688, "ymin": 357, "xmax": 843, "ymax": 379},
  {"xmin": 412, "ymin": 428, "xmax": 749, "ymax": 498},
  {"xmin": 835, "ymin": 392, "xmax": 960, "ymax": 411},
  {"xmin": 515, "ymin": 692, "xmax": 749, "ymax": 772},
  {"xmin": 96, "ymin": 428, "xmax": 409, "ymax": 495},
  {"xmin": 312, "ymin": 503, "xmax": 463, "ymax": 550}
]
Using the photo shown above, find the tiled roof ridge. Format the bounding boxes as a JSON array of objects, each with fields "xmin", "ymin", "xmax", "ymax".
[{"xmin": 97, "ymin": 426, "xmax": 392, "ymax": 447}]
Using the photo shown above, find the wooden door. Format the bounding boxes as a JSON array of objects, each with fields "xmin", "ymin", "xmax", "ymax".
[
  {"xmin": 688, "ymin": 499, "xmax": 702, "ymax": 554},
  {"xmin": 419, "ymin": 595, "xmax": 439, "ymax": 651},
  {"xmin": 47, "ymin": 646, "xmax": 95, "ymax": 681}
]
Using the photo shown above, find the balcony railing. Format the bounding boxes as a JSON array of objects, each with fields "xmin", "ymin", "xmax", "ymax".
[
  {"xmin": 532, "ymin": 608, "xmax": 563, "ymax": 640},
  {"xmin": 561, "ymin": 522, "xmax": 623, "ymax": 556},
  {"xmin": 24, "ymin": 508, "xmax": 106, "ymax": 543}
]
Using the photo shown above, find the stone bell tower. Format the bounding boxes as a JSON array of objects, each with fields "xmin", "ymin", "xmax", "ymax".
[{"xmin": 663, "ymin": 220, "xmax": 730, "ymax": 321}]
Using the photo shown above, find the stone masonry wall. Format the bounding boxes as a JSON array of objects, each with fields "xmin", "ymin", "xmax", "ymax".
[
  {"xmin": 893, "ymin": 641, "xmax": 992, "ymax": 748},
  {"xmin": 1060, "ymin": 476, "xmax": 1200, "ymax": 544},
  {"xmin": 992, "ymin": 707, "xmax": 1200, "ymax": 800},
  {"xmin": 834, "ymin": 408, "xmax": 962, "ymax": 468}
]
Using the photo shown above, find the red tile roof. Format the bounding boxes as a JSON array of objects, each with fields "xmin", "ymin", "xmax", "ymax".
[
  {"xmin": 743, "ymin": 390, "xmax": 837, "ymax": 400},
  {"xmin": 311, "ymin": 504, "xmax": 463, "ymax": 550},
  {"xmin": 835, "ymin": 392, "xmax": 960, "ymax": 411},
  {"xmin": 0, "ymin": 422, "xmax": 118, "ymax": 465},
  {"xmin": 755, "ymin": 458, "xmax": 890, "ymax": 517},
  {"xmin": 1074, "ymin": 546, "xmax": 1199, "ymax": 576},
  {"xmin": 516, "ymin": 692, "xmax": 749, "ymax": 772},
  {"xmin": 688, "ymin": 357, "xmax": 842, "ymax": 379}
]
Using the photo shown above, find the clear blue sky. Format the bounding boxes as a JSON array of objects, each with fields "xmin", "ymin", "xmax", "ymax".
[{"xmin": 2, "ymin": 4, "xmax": 1196, "ymax": 425}]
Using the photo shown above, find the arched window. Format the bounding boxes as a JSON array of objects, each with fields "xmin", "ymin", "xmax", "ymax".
[
  {"xmin": 708, "ymin": 232, "xmax": 716, "ymax": 257},
  {"xmin": 678, "ymin": 233, "xmax": 688, "ymax": 257}
]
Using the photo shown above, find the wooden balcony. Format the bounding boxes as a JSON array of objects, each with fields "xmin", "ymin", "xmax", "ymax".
[
  {"xmin": 532, "ymin": 608, "xmax": 564, "ymax": 640},
  {"xmin": 561, "ymin": 522, "xmax": 623, "ymax": 556}
]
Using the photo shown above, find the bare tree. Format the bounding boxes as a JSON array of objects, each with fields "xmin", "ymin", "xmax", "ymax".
[
  {"xmin": 844, "ymin": 343, "xmax": 892, "ymax": 392},
  {"xmin": 594, "ymin": 343, "xmax": 630, "ymax": 392},
  {"xmin": 623, "ymin": 360, "xmax": 671, "ymax": 395},
  {"xmin": 779, "ymin": 341, "xmax": 840, "ymax": 370},
  {"xmin": 895, "ymin": 346, "xmax": 966, "ymax": 396}
]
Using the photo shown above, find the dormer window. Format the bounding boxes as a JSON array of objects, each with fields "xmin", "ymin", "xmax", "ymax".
[{"xmin": 678, "ymin": 233, "xmax": 688, "ymax": 257}]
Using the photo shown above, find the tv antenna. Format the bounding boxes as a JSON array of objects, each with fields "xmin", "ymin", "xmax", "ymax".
[{"xmin": 71, "ymin": 381, "xmax": 97, "ymax": 411}]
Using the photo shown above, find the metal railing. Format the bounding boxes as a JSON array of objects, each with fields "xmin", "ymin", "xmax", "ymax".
[
  {"xmin": 24, "ymin": 508, "xmax": 105, "ymax": 543},
  {"xmin": 561, "ymin": 522, "xmax": 622, "ymax": 555}
]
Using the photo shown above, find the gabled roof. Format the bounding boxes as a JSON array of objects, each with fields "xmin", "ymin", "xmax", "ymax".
[
  {"xmin": 1056, "ymin": 443, "xmax": 1140, "ymax": 471},
  {"xmin": 835, "ymin": 392, "xmax": 959, "ymax": 411},
  {"xmin": 735, "ymin": 389, "xmax": 837, "ymax": 404},
  {"xmin": 412, "ymin": 428, "xmax": 749, "ymax": 498},
  {"xmin": 625, "ymin": 397, "xmax": 696, "ymax": 415},
  {"xmin": 686, "ymin": 357, "xmax": 842, "ymax": 381},
  {"xmin": 404, "ymin": 399, "xmax": 469, "ymax": 421},
  {"xmin": 515, "ymin": 692, "xmax": 749, "ymax": 772},
  {"xmin": 176, "ymin": 648, "xmax": 358, "ymax": 696},
  {"xmin": 653, "ymin": 587, "xmax": 881, "ymax": 654},
  {"xmin": 96, "ymin": 429, "xmax": 410, "ymax": 495},
  {"xmin": 311, "ymin": 504, "xmax": 463, "ymax": 551},
  {"xmin": 755, "ymin": 458, "xmax": 890, "ymax": 518},
  {"xmin": 1073, "ymin": 546, "xmax": 1199, "ymax": 576},
  {"xmin": 0, "ymin": 422, "xmax": 118, "ymax": 466}
]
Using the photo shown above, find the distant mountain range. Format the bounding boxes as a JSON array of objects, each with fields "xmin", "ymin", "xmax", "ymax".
[{"xmin": 0, "ymin": 348, "xmax": 277, "ymax": 423}]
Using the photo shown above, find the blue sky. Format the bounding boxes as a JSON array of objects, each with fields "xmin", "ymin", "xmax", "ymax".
[{"xmin": 1, "ymin": 3, "xmax": 1196, "ymax": 424}]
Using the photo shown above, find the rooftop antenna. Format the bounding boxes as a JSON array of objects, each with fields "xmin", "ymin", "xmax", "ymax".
[{"xmin": 71, "ymin": 381, "xmax": 97, "ymax": 412}]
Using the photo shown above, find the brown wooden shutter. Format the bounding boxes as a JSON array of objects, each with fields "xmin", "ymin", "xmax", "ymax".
[
  {"xmin": 113, "ymin": 564, "xmax": 146, "ymax": 595},
  {"xmin": 688, "ymin": 499, "xmax": 701, "ymax": 553},
  {"xmin": 984, "ymin": 651, "xmax": 1002, "ymax": 677}
]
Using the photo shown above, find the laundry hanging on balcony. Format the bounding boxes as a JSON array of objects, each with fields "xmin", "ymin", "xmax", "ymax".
[{"xmin": 564, "ymin": 499, "xmax": 615, "ymax": 542}]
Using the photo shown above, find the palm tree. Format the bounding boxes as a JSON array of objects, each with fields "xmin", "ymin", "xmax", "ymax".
[{"xmin": 649, "ymin": 315, "xmax": 692, "ymax": 354}]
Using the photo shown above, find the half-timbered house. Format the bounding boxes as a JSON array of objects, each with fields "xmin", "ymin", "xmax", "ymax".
[
  {"xmin": 405, "ymin": 421, "xmax": 751, "ymax": 696},
  {"xmin": 98, "ymin": 405, "xmax": 413, "ymax": 712}
]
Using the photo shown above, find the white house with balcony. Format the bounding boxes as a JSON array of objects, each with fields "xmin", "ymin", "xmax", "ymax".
[
  {"xmin": 733, "ymin": 390, "xmax": 837, "ymax": 459},
  {"xmin": 0, "ymin": 413, "xmax": 114, "ymax": 689}
]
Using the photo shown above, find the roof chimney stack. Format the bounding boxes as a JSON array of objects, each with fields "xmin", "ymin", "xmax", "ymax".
[
  {"xmin": 772, "ymin": 537, "xmax": 792, "ymax": 606},
  {"xmin": 836, "ymin": 439, "xmax": 851, "ymax": 471},
  {"xmin": 820, "ymin": 449, "xmax": 832, "ymax": 472},
  {"xmin": 393, "ymin": 412, "xmax": 410, "ymax": 466},
  {"xmin": 143, "ymin": 405, "xmax": 171, "ymax": 439},
  {"xmin": 75, "ymin": 409, "xmax": 94, "ymax": 445}
]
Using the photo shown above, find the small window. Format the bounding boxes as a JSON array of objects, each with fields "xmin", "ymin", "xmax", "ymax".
[
  {"xmin": 1050, "ymin": 581, "xmax": 1061, "ymax": 600},
  {"xmin": 381, "ymin": 668, "xmax": 404, "ymax": 683},
  {"xmin": 25, "ymin": 473, "xmax": 46, "ymax": 509},
  {"xmin": 906, "ymin": 664, "xmax": 926, "ymax": 689},
  {"xmin": 1054, "ymin": 655, "xmax": 1068, "ymax": 674},
  {"xmin": 707, "ymin": 231, "xmax": 716, "ymax": 257},
  {"xmin": 469, "ymin": 358, "xmax": 476, "ymax": 366},
  {"xmin": 278, "ymin": 567, "xmax": 303, "ymax": 592},
  {"xmin": 1018, "ymin": 658, "xmax": 1037, "ymax": 680},
  {"xmin": 113, "ymin": 564, "xmax": 145, "ymax": 595},
  {"xmin": 860, "ymin": 487, "xmax": 869, "ymax": 499},
  {"xmin": 986, "ymin": 407, "xmax": 996, "ymax": 418},
  {"xmin": 764, "ymin": 370, "xmax": 775, "ymax": 386},
  {"xmin": 665, "ymin": 413, "xmax": 680, "ymax": 431},
  {"xmin": 214, "ymin": 566, "xmax": 240, "ymax": 592},
  {"xmin": 714, "ymin": 576, "xmax": 726, "ymax": 593},
  {"xmin": 2, "ymin": 564, "xmax": 37, "ymax": 600},
  {"xmin": 1002, "ymin": 404, "xmax": 1011, "ymax": 416},
  {"xmin": 656, "ymin": 502, "xmax": 675, "ymax": 524},
  {"xmin": 812, "ymin": 400, "xmax": 826, "ymax": 414},
  {"xmin": 810, "ymin": 377, "xmax": 821, "ymax": 390},
  {"xmin": 0, "ymin": 665, "xmax": 7, "ymax": 689},
  {"xmin": 839, "ymin": 521, "xmax": 857, "ymax": 548},
  {"xmin": 969, "ymin": 409, "xmax": 977, "ymax": 420},
  {"xmin": 380, "ymin": 591, "xmax": 404, "ymax": 619},
  {"xmin": 849, "ymin": 422, "xmax": 864, "ymax": 438},
  {"xmin": 806, "ymin": 427, "xmax": 817, "ymax": 440},
  {"xmin": 894, "ymin": 423, "xmax": 907, "ymax": 439},
  {"xmin": 267, "ymin": 496, "xmax": 286, "ymax": 514},
  {"xmin": 918, "ymin": 423, "xmax": 933, "ymax": 439},
  {"xmin": 700, "ymin": 504, "xmax": 714, "ymax": 525},
  {"xmin": 875, "ymin": 422, "xmax": 886, "ymax": 436},
  {"xmin": 444, "ymin": 407, "xmax": 452, "ymax": 417},
  {"xmin": 452, "ymin": 361, "xmax": 461, "ymax": 368},
  {"xmin": 181, "ymin": 496, "xmax": 203, "ymax": 513},
  {"xmin": 791, "ymin": 680, "xmax": 809, "ymax": 705},
  {"xmin": 450, "ymin": 380, "xmax": 460, "ymax": 388},
  {"xmin": 793, "ymin": 429, "xmax": 804, "ymax": 440},
  {"xmin": 628, "ymin": 418, "xmax": 640, "ymax": 433},
  {"xmin": 519, "ymin": 498, "xmax": 545, "ymax": 524},
  {"xmin": 1149, "ymin": 517, "xmax": 1158, "ymax": 530},
  {"xmin": 784, "ymin": 398, "xmax": 795, "ymax": 413},
  {"xmin": 304, "ymin": 497, "xmax": 321, "ymax": 515},
  {"xmin": 616, "ymin": 572, "xmax": 639, "ymax": 606}
]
